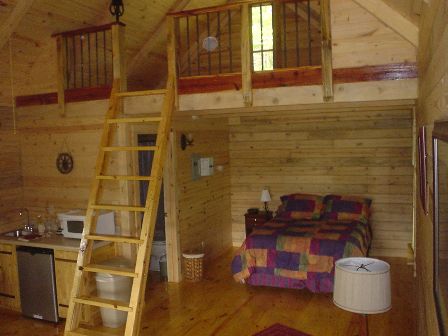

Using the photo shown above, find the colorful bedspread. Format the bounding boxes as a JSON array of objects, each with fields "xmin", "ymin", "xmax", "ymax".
[{"xmin": 231, "ymin": 219, "xmax": 371, "ymax": 292}]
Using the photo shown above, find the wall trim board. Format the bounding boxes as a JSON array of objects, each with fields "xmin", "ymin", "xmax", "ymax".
[{"xmin": 178, "ymin": 63, "xmax": 417, "ymax": 94}]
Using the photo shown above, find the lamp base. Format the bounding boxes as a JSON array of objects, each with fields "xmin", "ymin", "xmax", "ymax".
[{"xmin": 264, "ymin": 202, "xmax": 269, "ymax": 217}]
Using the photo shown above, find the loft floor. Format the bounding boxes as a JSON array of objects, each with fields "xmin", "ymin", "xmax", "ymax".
[{"xmin": 0, "ymin": 250, "xmax": 416, "ymax": 336}]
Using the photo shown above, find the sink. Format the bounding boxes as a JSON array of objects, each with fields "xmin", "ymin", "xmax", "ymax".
[{"xmin": 2, "ymin": 230, "xmax": 33, "ymax": 238}]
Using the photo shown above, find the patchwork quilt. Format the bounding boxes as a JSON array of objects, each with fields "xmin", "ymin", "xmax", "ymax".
[{"xmin": 231, "ymin": 218, "xmax": 371, "ymax": 292}]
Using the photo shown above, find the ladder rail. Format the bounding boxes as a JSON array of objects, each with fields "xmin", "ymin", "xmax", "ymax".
[
  {"xmin": 125, "ymin": 75, "xmax": 176, "ymax": 336},
  {"xmin": 64, "ymin": 80, "xmax": 121, "ymax": 333},
  {"xmin": 64, "ymin": 74, "xmax": 176, "ymax": 336}
]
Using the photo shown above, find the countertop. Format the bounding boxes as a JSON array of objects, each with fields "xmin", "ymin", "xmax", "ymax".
[{"xmin": 0, "ymin": 232, "xmax": 106, "ymax": 252}]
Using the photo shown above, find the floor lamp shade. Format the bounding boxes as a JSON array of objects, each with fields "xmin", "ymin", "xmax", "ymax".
[{"xmin": 333, "ymin": 257, "xmax": 391, "ymax": 314}]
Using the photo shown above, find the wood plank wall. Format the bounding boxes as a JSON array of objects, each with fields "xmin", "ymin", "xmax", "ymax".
[
  {"xmin": 229, "ymin": 106, "xmax": 414, "ymax": 257},
  {"xmin": 416, "ymin": 0, "xmax": 448, "ymax": 334},
  {"xmin": 0, "ymin": 107, "xmax": 23, "ymax": 231},
  {"xmin": 15, "ymin": 98, "xmax": 233, "ymax": 264},
  {"xmin": 17, "ymin": 102, "xmax": 105, "ymax": 216},
  {"xmin": 175, "ymin": 128, "xmax": 232, "ymax": 260}
]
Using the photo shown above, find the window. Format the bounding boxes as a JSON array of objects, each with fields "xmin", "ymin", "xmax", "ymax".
[{"xmin": 251, "ymin": 4, "xmax": 274, "ymax": 71}]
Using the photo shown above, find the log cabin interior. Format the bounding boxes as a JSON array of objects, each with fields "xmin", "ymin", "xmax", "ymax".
[{"xmin": 0, "ymin": 0, "xmax": 445, "ymax": 335}]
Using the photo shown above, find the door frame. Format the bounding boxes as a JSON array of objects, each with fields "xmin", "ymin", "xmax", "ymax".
[{"xmin": 133, "ymin": 130, "xmax": 181, "ymax": 282}]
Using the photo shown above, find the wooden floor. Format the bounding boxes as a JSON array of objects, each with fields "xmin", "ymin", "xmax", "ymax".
[{"xmin": 0, "ymin": 249, "xmax": 416, "ymax": 336}]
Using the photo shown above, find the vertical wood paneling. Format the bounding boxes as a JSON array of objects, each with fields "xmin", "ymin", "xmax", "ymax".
[
  {"xmin": 416, "ymin": 0, "xmax": 448, "ymax": 334},
  {"xmin": 0, "ymin": 107, "xmax": 23, "ymax": 232},
  {"xmin": 230, "ymin": 107, "xmax": 414, "ymax": 257}
]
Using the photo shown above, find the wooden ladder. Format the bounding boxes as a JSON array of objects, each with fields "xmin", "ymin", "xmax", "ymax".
[{"xmin": 64, "ymin": 75, "xmax": 175, "ymax": 336}]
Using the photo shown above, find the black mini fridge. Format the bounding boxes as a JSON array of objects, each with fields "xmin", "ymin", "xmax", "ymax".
[{"xmin": 16, "ymin": 246, "xmax": 59, "ymax": 322}]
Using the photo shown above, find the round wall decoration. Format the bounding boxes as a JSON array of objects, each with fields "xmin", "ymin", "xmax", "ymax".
[{"xmin": 56, "ymin": 152, "xmax": 74, "ymax": 174}]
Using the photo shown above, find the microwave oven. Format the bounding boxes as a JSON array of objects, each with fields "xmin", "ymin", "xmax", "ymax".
[{"xmin": 57, "ymin": 210, "xmax": 115, "ymax": 239}]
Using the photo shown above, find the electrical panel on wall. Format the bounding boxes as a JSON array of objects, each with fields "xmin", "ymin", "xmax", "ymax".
[
  {"xmin": 199, "ymin": 157, "xmax": 214, "ymax": 176},
  {"xmin": 191, "ymin": 155, "xmax": 214, "ymax": 180}
]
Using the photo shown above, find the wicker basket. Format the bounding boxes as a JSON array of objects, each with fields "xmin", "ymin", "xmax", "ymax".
[{"xmin": 182, "ymin": 253, "xmax": 204, "ymax": 282}]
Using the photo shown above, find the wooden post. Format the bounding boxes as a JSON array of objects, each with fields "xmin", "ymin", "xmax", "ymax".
[
  {"xmin": 111, "ymin": 23, "xmax": 127, "ymax": 92},
  {"xmin": 241, "ymin": 3, "xmax": 252, "ymax": 107},
  {"xmin": 164, "ymin": 131, "xmax": 181, "ymax": 282},
  {"xmin": 56, "ymin": 36, "xmax": 66, "ymax": 116},
  {"xmin": 272, "ymin": 2, "xmax": 283, "ymax": 68},
  {"xmin": 320, "ymin": 0, "xmax": 333, "ymax": 102},
  {"xmin": 167, "ymin": 16, "xmax": 179, "ymax": 109}
]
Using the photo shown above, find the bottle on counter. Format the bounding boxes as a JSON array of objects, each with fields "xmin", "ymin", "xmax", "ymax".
[{"xmin": 37, "ymin": 215, "xmax": 45, "ymax": 234}]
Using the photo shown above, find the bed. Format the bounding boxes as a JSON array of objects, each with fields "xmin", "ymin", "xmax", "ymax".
[{"xmin": 231, "ymin": 194, "xmax": 372, "ymax": 293}]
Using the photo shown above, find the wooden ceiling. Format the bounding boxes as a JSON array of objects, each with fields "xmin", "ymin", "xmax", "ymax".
[{"xmin": 0, "ymin": 0, "xmax": 419, "ymax": 106}]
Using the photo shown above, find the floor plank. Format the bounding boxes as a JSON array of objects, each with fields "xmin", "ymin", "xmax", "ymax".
[{"xmin": 0, "ymin": 250, "xmax": 416, "ymax": 336}]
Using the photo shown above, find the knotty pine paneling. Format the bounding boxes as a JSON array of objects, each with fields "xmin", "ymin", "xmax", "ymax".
[
  {"xmin": 0, "ymin": 107, "xmax": 23, "ymax": 231},
  {"xmin": 17, "ymin": 101, "xmax": 106, "ymax": 216},
  {"xmin": 230, "ymin": 107, "xmax": 414, "ymax": 258},
  {"xmin": 415, "ymin": 0, "xmax": 448, "ymax": 334},
  {"xmin": 176, "ymin": 129, "xmax": 231, "ymax": 261}
]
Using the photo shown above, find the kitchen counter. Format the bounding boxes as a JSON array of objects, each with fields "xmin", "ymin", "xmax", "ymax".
[{"xmin": 0, "ymin": 232, "xmax": 106, "ymax": 252}]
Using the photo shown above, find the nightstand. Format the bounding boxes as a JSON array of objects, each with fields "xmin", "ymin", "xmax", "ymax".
[{"xmin": 244, "ymin": 211, "xmax": 273, "ymax": 236}]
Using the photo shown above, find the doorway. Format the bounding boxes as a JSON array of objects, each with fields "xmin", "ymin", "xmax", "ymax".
[{"xmin": 137, "ymin": 134, "xmax": 166, "ymax": 279}]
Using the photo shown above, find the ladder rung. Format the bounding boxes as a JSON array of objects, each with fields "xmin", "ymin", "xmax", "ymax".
[
  {"xmin": 73, "ymin": 296, "xmax": 132, "ymax": 312},
  {"xmin": 107, "ymin": 117, "xmax": 162, "ymax": 124},
  {"xmin": 102, "ymin": 146, "xmax": 158, "ymax": 152},
  {"xmin": 96, "ymin": 175, "xmax": 152, "ymax": 181},
  {"xmin": 67, "ymin": 328, "xmax": 118, "ymax": 336},
  {"xmin": 90, "ymin": 204, "xmax": 146, "ymax": 212},
  {"xmin": 115, "ymin": 89, "xmax": 167, "ymax": 97},
  {"xmin": 85, "ymin": 234, "xmax": 143, "ymax": 244},
  {"xmin": 83, "ymin": 264, "xmax": 137, "ymax": 277}
]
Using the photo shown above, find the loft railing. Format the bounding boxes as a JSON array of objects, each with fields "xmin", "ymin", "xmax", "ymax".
[
  {"xmin": 52, "ymin": 22, "xmax": 126, "ymax": 115},
  {"xmin": 169, "ymin": 0, "xmax": 333, "ymax": 104}
]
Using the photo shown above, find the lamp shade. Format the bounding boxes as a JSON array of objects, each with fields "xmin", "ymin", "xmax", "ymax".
[
  {"xmin": 260, "ymin": 189, "xmax": 271, "ymax": 202},
  {"xmin": 333, "ymin": 257, "xmax": 391, "ymax": 314}
]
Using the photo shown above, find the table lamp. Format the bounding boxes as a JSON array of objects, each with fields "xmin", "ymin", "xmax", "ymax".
[
  {"xmin": 260, "ymin": 188, "xmax": 271, "ymax": 214},
  {"xmin": 333, "ymin": 257, "xmax": 391, "ymax": 336}
]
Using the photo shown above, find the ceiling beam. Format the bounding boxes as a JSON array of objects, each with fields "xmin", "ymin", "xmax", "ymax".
[
  {"xmin": 0, "ymin": 0, "xmax": 35, "ymax": 50},
  {"xmin": 353, "ymin": 0, "xmax": 418, "ymax": 47},
  {"xmin": 128, "ymin": 0, "xmax": 192, "ymax": 75}
]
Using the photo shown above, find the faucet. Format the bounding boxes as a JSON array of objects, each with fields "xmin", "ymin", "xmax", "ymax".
[{"xmin": 19, "ymin": 208, "xmax": 30, "ymax": 232}]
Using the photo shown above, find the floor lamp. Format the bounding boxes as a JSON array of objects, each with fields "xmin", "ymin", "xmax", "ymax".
[{"xmin": 333, "ymin": 257, "xmax": 391, "ymax": 336}]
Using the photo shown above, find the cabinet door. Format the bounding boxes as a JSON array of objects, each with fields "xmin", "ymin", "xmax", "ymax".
[
  {"xmin": 0, "ymin": 244, "xmax": 20, "ymax": 310},
  {"xmin": 54, "ymin": 257, "xmax": 76, "ymax": 317},
  {"xmin": 0, "ymin": 251, "xmax": 15, "ymax": 296}
]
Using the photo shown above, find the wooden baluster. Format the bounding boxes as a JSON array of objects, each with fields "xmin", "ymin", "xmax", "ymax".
[
  {"xmin": 196, "ymin": 15, "xmax": 200, "ymax": 75},
  {"xmin": 72, "ymin": 36, "xmax": 76, "ymax": 88},
  {"xmin": 228, "ymin": 10, "xmax": 233, "ymax": 72},
  {"xmin": 282, "ymin": 2, "xmax": 287, "ymax": 68},
  {"xmin": 186, "ymin": 16, "xmax": 191, "ymax": 76},
  {"xmin": 64, "ymin": 36, "xmax": 69, "ymax": 88},
  {"xmin": 307, "ymin": 0, "xmax": 312, "ymax": 65},
  {"xmin": 260, "ymin": 5, "xmax": 264, "ymax": 70},
  {"xmin": 241, "ymin": 3, "xmax": 252, "ymax": 107},
  {"xmin": 56, "ymin": 36, "xmax": 66, "ymax": 116},
  {"xmin": 295, "ymin": 1, "xmax": 300, "ymax": 67},
  {"xmin": 217, "ymin": 11, "xmax": 222, "ymax": 74},
  {"xmin": 80, "ymin": 34, "xmax": 84, "ymax": 87},
  {"xmin": 207, "ymin": 12, "xmax": 211, "ymax": 75},
  {"xmin": 87, "ymin": 32, "xmax": 91, "ymax": 87},
  {"xmin": 103, "ymin": 30, "xmax": 107, "ymax": 86},
  {"xmin": 95, "ymin": 32, "xmax": 99, "ymax": 87}
]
